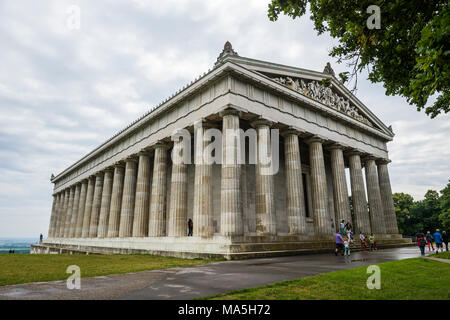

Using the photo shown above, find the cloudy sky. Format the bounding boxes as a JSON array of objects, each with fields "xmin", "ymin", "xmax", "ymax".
[{"xmin": 0, "ymin": 0, "xmax": 448, "ymax": 237}]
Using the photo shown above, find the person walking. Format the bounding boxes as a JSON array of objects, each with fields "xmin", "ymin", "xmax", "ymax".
[
  {"xmin": 335, "ymin": 232, "xmax": 344, "ymax": 256},
  {"xmin": 416, "ymin": 231, "xmax": 426, "ymax": 255},
  {"xmin": 442, "ymin": 231, "xmax": 448, "ymax": 251},
  {"xmin": 344, "ymin": 238, "xmax": 350, "ymax": 256},
  {"xmin": 433, "ymin": 229, "xmax": 443, "ymax": 253},
  {"xmin": 426, "ymin": 231, "xmax": 434, "ymax": 252},
  {"xmin": 187, "ymin": 219, "xmax": 193, "ymax": 236}
]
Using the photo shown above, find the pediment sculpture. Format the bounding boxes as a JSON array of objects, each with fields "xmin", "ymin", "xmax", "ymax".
[{"xmin": 271, "ymin": 76, "xmax": 373, "ymax": 127}]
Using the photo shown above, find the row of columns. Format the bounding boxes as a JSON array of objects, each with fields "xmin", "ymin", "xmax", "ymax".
[{"xmin": 48, "ymin": 109, "xmax": 398, "ymax": 239}]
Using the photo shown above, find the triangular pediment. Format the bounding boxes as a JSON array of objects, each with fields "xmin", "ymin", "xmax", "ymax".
[
  {"xmin": 262, "ymin": 72, "xmax": 375, "ymax": 128},
  {"xmin": 218, "ymin": 54, "xmax": 393, "ymax": 137}
]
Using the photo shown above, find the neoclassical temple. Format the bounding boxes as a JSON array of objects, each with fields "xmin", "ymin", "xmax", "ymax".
[{"xmin": 35, "ymin": 42, "xmax": 411, "ymax": 259}]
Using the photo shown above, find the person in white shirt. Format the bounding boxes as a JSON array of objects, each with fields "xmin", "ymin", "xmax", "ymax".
[
  {"xmin": 344, "ymin": 238, "xmax": 350, "ymax": 256},
  {"xmin": 359, "ymin": 232, "xmax": 367, "ymax": 251}
]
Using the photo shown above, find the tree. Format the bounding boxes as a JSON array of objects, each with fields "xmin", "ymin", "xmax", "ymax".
[
  {"xmin": 268, "ymin": 0, "xmax": 449, "ymax": 118},
  {"xmin": 439, "ymin": 181, "xmax": 450, "ymax": 230},
  {"xmin": 393, "ymin": 192, "xmax": 415, "ymax": 235}
]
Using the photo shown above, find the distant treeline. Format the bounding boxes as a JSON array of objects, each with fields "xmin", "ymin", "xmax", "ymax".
[{"xmin": 393, "ymin": 180, "xmax": 450, "ymax": 236}]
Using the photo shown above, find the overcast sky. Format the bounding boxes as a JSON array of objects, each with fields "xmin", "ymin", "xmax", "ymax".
[{"xmin": 0, "ymin": 0, "xmax": 448, "ymax": 238}]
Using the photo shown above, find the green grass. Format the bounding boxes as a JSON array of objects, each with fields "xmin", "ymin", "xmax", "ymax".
[
  {"xmin": 0, "ymin": 254, "xmax": 219, "ymax": 286},
  {"xmin": 431, "ymin": 251, "xmax": 450, "ymax": 259},
  {"xmin": 206, "ymin": 258, "xmax": 450, "ymax": 300}
]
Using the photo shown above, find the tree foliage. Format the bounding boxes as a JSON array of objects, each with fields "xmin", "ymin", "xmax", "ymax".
[
  {"xmin": 268, "ymin": 0, "xmax": 449, "ymax": 118},
  {"xmin": 392, "ymin": 182, "xmax": 450, "ymax": 236}
]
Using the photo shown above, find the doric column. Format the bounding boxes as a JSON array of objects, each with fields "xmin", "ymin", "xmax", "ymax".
[
  {"xmin": 69, "ymin": 183, "xmax": 81, "ymax": 237},
  {"xmin": 168, "ymin": 131, "xmax": 189, "ymax": 237},
  {"xmin": 377, "ymin": 159, "xmax": 399, "ymax": 234},
  {"xmin": 252, "ymin": 119, "xmax": 277, "ymax": 235},
  {"xmin": 149, "ymin": 143, "xmax": 168, "ymax": 237},
  {"xmin": 97, "ymin": 169, "xmax": 114, "ymax": 238},
  {"xmin": 307, "ymin": 136, "xmax": 331, "ymax": 237},
  {"xmin": 88, "ymin": 172, "xmax": 104, "ymax": 237},
  {"xmin": 63, "ymin": 186, "xmax": 75, "ymax": 238},
  {"xmin": 329, "ymin": 144, "xmax": 352, "ymax": 228},
  {"xmin": 56, "ymin": 189, "xmax": 69, "ymax": 237},
  {"xmin": 107, "ymin": 164, "xmax": 125, "ymax": 238},
  {"xmin": 132, "ymin": 152, "xmax": 151, "ymax": 237},
  {"xmin": 365, "ymin": 157, "xmax": 387, "ymax": 234},
  {"xmin": 348, "ymin": 152, "xmax": 371, "ymax": 234},
  {"xmin": 193, "ymin": 120, "xmax": 214, "ymax": 237},
  {"xmin": 282, "ymin": 129, "xmax": 307, "ymax": 235},
  {"xmin": 119, "ymin": 158, "xmax": 138, "ymax": 238},
  {"xmin": 48, "ymin": 194, "xmax": 58, "ymax": 237},
  {"xmin": 220, "ymin": 109, "xmax": 243, "ymax": 236},
  {"xmin": 75, "ymin": 180, "xmax": 88, "ymax": 237},
  {"xmin": 81, "ymin": 176, "xmax": 96, "ymax": 238}
]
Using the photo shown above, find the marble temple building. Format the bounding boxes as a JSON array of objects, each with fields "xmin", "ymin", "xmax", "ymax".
[{"xmin": 33, "ymin": 42, "xmax": 411, "ymax": 259}]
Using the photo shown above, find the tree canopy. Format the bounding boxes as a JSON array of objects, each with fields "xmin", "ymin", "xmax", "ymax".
[
  {"xmin": 393, "ymin": 181, "xmax": 450, "ymax": 235},
  {"xmin": 268, "ymin": 0, "xmax": 449, "ymax": 118}
]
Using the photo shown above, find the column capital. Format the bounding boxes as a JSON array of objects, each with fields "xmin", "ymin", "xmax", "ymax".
[
  {"xmin": 325, "ymin": 142, "xmax": 347, "ymax": 151},
  {"xmin": 219, "ymin": 107, "xmax": 242, "ymax": 118},
  {"xmin": 250, "ymin": 118, "xmax": 273, "ymax": 129},
  {"xmin": 152, "ymin": 141, "xmax": 169, "ymax": 150},
  {"xmin": 95, "ymin": 171, "xmax": 104, "ymax": 178},
  {"xmin": 123, "ymin": 155, "xmax": 138, "ymax": 163},
  {"xmin": 113, "ymin": 161, "xmax": 125, "ymax": 168},
  {"xmin": 305, "ymin": 135, "xmax": 327, "ymax": 144},
  {"xmin": 137, "ymin": 150, "xmax": 151, "ymax": 157},
  {"xmin": 102, "ymin": 167, "xmax": 115, "ymax": 174},
  {"xmin": 280, "ymin": 126, "xmax": 308, "ymax": 138},
  {"xmin": 376, "ymin": 158, "xmax": 391, "ymax": 165},
  {"xmin": 345, "ymin": 148, "xmax": 364, "ymax": 157},
  {"xmin": 362, "ymin": 155, "xmax": 378, "ymax": 163}
]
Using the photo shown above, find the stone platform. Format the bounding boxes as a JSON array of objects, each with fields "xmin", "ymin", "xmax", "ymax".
[{"xmin": 32, "ymin": 234, "xmax": 413, "ymax": 260}]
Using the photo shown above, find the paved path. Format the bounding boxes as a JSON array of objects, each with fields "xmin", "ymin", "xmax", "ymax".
[{"xmin": 0, "ymin": 247, "xmax": 425, "ymax": 300}]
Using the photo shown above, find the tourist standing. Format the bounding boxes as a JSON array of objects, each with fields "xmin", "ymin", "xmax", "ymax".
[
  {"xmin": 187, "ymin": 219, "xmax": 193, "ymax": 236},
  {"xmin": 433, "ymin": 229, "xmax": 443, "ymax": 253},
  {"xmin": 369, "ymin": 233, "xmax": 375, "ymax": 251},
  {"xmin": 426, "ymin": 231, "xmax": 434, "ymax": 252},
  {"xmin": 39, "ymin": 234, "xmax": 43, "ymax": 243},
  {"xmin": 335, "ymin": 232, "xmax": 344, "ymax": 256},
  {"xmin": 442, "ymin": 231, "xmax": 448, "ymax": 251},
  {"xmin": 416, "ymin": 232, "xmax": 426, "ymax": 255}
]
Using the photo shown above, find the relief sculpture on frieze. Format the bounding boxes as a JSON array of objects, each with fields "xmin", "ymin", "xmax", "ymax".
[{"xmin": 272, "ymin": 76, "xmax": 373, "ymax": 127}]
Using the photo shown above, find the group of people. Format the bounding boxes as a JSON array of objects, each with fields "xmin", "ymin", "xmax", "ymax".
[
  {"xmin": 335, "ymin": 220, "xmax": 378, "ymax": 256},
  {"xmin": 416, "ymin": 229, "xmax": 448, "ymax": 255}
]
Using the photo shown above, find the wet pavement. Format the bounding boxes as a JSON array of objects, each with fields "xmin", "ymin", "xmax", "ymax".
[{"xmin": 0, "ymin": 246, "xmax": 424, "ymax": 300}]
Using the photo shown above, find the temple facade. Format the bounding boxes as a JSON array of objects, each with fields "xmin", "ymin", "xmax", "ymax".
[{"xmin": 34, "ymin": 42, "xmax": 411, "ymax": 259}]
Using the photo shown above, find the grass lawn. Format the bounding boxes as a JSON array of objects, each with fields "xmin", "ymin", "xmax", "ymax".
[
  {"xmin": 0, "ymin": 254, "xmax": 218, "ymax": 286},
  {"xmin": 206, "ymin": 258, "xmax": 450, "ymax": 300},
  {"xmin": 431, "ymin": 251, "xmax": 450, "ymax": 259}
]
